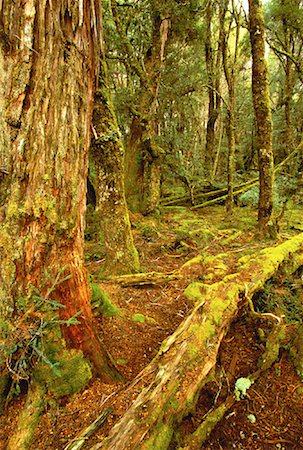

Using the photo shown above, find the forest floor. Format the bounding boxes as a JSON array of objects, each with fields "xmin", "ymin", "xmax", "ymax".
[{"xmin": 1, "ymin": 204, "xmax": 303, "ymax": 450}]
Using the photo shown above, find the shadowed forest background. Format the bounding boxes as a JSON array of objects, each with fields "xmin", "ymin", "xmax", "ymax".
[{"xmin": 0, "ymin": 0, "xmax": 303, "ymax": 449}]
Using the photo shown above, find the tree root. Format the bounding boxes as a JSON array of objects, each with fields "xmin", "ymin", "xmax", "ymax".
[
  {"xmin": 7, "ymin": 381, "xmax": 46, "ymax": 450},
  {"xmin": 63, "ymin": 407, "xmax": 112, "ymax": 450}
]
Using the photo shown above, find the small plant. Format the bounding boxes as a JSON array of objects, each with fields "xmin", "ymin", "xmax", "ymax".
[
  {"xmin": 0, "ymin": 268, "xmax": 80, "ymax": 387},
  {"xmin": 234, "ymin": 377, "xmax": 253, "ymax": 400}
]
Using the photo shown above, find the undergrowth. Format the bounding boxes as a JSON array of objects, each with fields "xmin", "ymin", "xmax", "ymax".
[{"xmin": 0, "ymin": 268, "xmax": 81, "ymax": 389}]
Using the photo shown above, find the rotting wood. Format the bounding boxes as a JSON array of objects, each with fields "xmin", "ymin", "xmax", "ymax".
[
  {"xmin": 63, "ymin": 407, "xmax": 112, "ymax": 450},
  {"xmin": 103, "ymin": 271, "xmax": 181, "ymax": 287},
  {"xmin": 77, "ymin": 233, "xmax": 303, "ymax": 450}
]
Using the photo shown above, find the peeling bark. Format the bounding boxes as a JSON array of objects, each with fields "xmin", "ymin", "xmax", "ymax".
[{"xmin": 0, "ymin": 0, "xmax": 120, "ymax": 381}]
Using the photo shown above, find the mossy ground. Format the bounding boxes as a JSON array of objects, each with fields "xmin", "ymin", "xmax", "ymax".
[{"xmin": 1, "ymin": 204, "xmax": 303, "ymax": 449}]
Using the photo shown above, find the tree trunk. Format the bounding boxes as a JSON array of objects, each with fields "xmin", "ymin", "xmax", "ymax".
[
  {"xmin": 249, "ymin": 0, "xmax": 275, "ymax": 237},
  {"xmin": 90, "ymin": 58, "xmax": 140, "ymax": 277},
  {"xmin": 205, "ymin": 0, "xmax": 222, "ymax": 180},
  {"xmin": 121, "ymin": 3, "xmax": 170, "ymax": 214},
  {"xmin": 0, "ymin": 0, "xmax": 120, "ymax": 381}
]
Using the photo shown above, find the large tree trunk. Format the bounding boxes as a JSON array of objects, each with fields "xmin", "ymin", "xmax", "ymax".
[
  {"xmin": 249, "ymin": 0, "xmax": 275, "ymax": 237},
  {"xmin": 89, "ymin": 233, "xmax": 303, "ymax": 450},
  {"xmin": 0, "ymin": 0, "xmax": 120, "ymax": 381},
  {"xmin": 90, "ymin": 58, "xmax": 140, "ymax": 277}
]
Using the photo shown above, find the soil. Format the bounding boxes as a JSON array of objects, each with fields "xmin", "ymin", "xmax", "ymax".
[{"xmin": 1, "ymin": 205, "xmax": 303, "ymax": 450}]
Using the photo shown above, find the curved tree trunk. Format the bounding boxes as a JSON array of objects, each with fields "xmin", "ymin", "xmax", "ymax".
[
  {"xmin": 90, "ymin": 58, "xmax": 140, "ymax": 277},
  {"xmin": 249, "ymin": 0, "xmax": 274, "ymax": 237},
  {"xmin": 0, "ymin": 0, "xmax": 120, "ymax": 381}
]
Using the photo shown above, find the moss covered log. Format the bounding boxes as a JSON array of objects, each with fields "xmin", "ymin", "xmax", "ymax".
[{"xmin": 87, "ymin": 233, "xmax": 303, "ymax": 450}]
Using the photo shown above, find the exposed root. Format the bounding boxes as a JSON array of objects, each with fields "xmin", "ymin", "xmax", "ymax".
[{"xmin": 7, "ymin": 381, "xmax": 46, "ymax": 450}]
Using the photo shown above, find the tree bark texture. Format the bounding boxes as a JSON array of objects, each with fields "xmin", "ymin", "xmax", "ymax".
[
  {"xmin": 90, "ymin": 58, "xmax": 140, "ymax": 277},
  {"xmin": 249, "ymin": 0, "xmax": 274, "ymax": 237},
  {"xmin": 0, "ymin": 0, "xmax": 119, "ymax": 381},
  {"xmin": 89, "ymin": 233, "xmax": 303, "ymax": 450}
]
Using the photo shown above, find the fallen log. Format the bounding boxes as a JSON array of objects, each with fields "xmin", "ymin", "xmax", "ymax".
[
  {"xmin": 103, "ymin": 271, "xmax": 181, "ymax": 287},
  {"xmin": 86, "ymin": 233, "xmax": 303, "ymax": 450},
  {"xmin": 191, "ymin": 145, "xmax": 301, "ymax": 210}
]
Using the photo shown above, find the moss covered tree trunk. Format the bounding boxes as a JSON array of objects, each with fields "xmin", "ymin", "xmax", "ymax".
[
  {"xmin": 0, "ymin": 0, "xmax": 120, "ymax": 382},
  {"xmin": 121, "ymin": 3, "xmax": 170, "ymax": 214},
  {"xmin": 90, "ymin": 58, "xmax": 140, "ymax": 277},
  {"xmin": 221, "ymin": 0, "xmax": 240, "ymax": 214},
  {"xmin": 249, "ymin": 0, "xmax": 274, "ymax": 237}
]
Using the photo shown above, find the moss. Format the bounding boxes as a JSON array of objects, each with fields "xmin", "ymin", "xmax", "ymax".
[
  {"xmin": 143, "ymin": 423, "xmax": 174, "ymax": 450},
  {"xmin": 90, "ymin": 282, "xmax": 120, "ymax": 317},
  {"xmin": 182, "ymin": 255, "xmax": 203, "ymax": 269},
  {"xmin": 188, "ymin": 343, "xmax": 199, "ymax": 359},
  {"xmin": 35, "ymin": 348, "xmax": 92, "ymax": 398},
  {"xmin": 183, "ymin": 282, "xmax": 204, "ymax": 303},
  {"xmin": 132, "ymin": 313, "xmax": 156, "ymax": 324},
  {"xmin": 132, "ymin": 313, "xmax": 146, "ymax": 323},
  {"xmin": 258, "ymin": 325, "xmax": 286, "ymax": 371},
  {"xmin": 170, "ymin": 399, "xmax": 180, "ymax": 411}
]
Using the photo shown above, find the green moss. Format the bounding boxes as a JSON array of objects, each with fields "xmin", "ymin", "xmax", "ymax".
[
  {"xmin": 187, "ymin": 343, "xmax": 199, "ymax": 359},
  {"xmin": 116, "ymin": 358, "xmax": 127, "ymax": 366},
  {"xmin": 182, "ymin": 255, "xmax": 203, "ymax": 269},
  {"xmin": 258, "ymin": 325, "xmax": 286, "ymax": 371},
  {"xmin": 131, "ymin": 313, "xmax": 156, "ymax": 324},
  {"xmin": 184, "ymin": 282, "xmax": 204, "ymax": 303},
  {"xmin": 143, "ymin": 423, "xmax": 174, "ymax": 450},
  {"xmin": 90, "ymin": 283, "xmax": 120, "ymax": 317},
  {"xmin": 170, "ymin": 399, "xmax": 180, "ymax": 411},
  {"xmin": 132, "ymin": 313, "xmax": 146, "ymax": 323},
  {"xmin": 35, "ymin": 348, "xmax": 92, "ymax": 398}
]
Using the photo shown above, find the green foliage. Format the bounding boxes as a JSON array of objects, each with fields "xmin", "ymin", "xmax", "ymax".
[
  {"xmin": 90, "ymin": 282, "xmax": 120, "ymax": 317},
  {"xmin": 238, "ymin": 175, "xmax": 298, "ymax": 208},
  {"xmin": 238, "ymin": 185, "xmax": 259, "ymax": 207}
]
